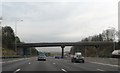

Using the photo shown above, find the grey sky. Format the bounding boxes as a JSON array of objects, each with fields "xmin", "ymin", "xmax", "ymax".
[{"xmin": 1, "ymin": 0, "xmax": 119, "ymax": 52}]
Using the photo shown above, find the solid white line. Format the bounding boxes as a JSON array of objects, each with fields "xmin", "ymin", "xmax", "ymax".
[
  {"xmin": 61, "ymin": 69, "xmax": 67, "ymax": 72},
  {"xmin": 97, "ymin": 69, "xmax": 105, "ymax": 71},
  {"xmin": 3, "ymin": 58, "xmax": 30, "ymax": 63},
  {"xmin": 0, "ymin": 62, "xmax": 4, "ymax": 63},
  {"xmin": 14, "ymin": 69, "xmax": 21, "ymax": 73},
  {"xmin": 6, "ymin": 59, "xmax": 24, "ymax": 63},
  {"xmin": 91, "ymin": 62, "xmax": 119, "ymax": 67}
]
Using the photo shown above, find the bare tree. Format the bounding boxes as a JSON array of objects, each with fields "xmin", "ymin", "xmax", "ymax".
[{"xmin": 102, "ymin": 27, "xmax": 117, "ymax": 41}]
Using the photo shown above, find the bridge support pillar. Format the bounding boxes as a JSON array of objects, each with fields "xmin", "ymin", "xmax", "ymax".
[
  {"xmin": 61, "ymin": 45, "xmax": 65, "ymax": 59},
  {"xmin": 95, "ymin": 46, "xmax": 99, "ymax": 57},
  {"xmin": 23, "ymin": 47, "xmax": 27, "ymax": 57}
]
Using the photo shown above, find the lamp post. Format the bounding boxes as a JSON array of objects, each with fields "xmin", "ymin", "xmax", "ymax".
[
  {"xmin": 0, "ymin": 17, "xmax": 2, "ymax": 49},
  {"xmin": 108, "ymin": 27, "xmax": 116, "ymax": 50},
  {"xmin": 0, "ymin": 17, "xmax": 2, "ymax": 73},
  {"xmin": 0, "ymin": 17, "xmax": 2, "ymax": 25},
  {"xmin": 15, "ymin": 19, "xmax": 23, "ymax": 54},
  {"xmin": 0, "ymin": 17, "xmax": 2, "ymax": 51}
]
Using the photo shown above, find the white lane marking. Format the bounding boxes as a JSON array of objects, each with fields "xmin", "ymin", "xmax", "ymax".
[
  {"xmin": 97, "ymin": 69, "xmax": 105, "ymax": 71},
  {"xmin": 91, "ymin": 62, "xmax": 119, "ymax": 67},
  {"xmin": 14, "ymin": 69, "xmax": 21, "ymax": 73},
  {"xmin": 29, "ymin": 62, "xmax": 31, "ymax": 64},
  {"xmin": 61, "ymin": 69, "xmax": 67, "ymax": 72},
  {"xmin": 0, "ymin": 62, "xmax": 5, "ymax": 64},
  {"xmin": 53, "ymin": 63, "xmax": 55, "ymax": 64},
  {"xmin": 74, "ymin": 63, "xmax": 77, "ymax": 64},
  {"xmin": 0, "ymin": 62, "xmax": 2, "ymax": 63},
  {"xmin": 6, "ymin": 59, "xmax": 24, "ymax": 63}
]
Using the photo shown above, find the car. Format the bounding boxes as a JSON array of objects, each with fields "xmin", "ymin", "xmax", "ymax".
[
  {"xmin": 71, "ymin": 52, "xmax": 85, "ymax": 63},
  {"xmin": 54, "ymin": 56, "xmax": 61, "ymax": 59},
  {"xmin": 37, "ymin": 54, "xmax": 46, "ymax": 61},
  {"xmin": 112, "ymin": 50, "xmax": 120, "ymax": 58}
]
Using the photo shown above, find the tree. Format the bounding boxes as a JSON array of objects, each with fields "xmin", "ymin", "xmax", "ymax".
[
  {"xmin": 102, "ymin": 28, "xmax": 117, "ymax": 41},
  {"xmin": 2, "ymin": 26, "xmax": 15, "ymax": 50},
  {"xmin": 70, "ymin": 28, "xmax": 118, "ymax": 58}
]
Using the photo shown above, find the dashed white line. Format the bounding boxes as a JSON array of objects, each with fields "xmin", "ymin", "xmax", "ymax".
[
  {"xmin": 29, "ymin": 62, "xmax": 31, "ymax": 64},
  {"xmin": 14, "ymin": 69, "xmax": 21, "ymax": 73},
  {"xmin": 61, "ymin": 69, "xmax": 67, "ymax": 72},
  {"xmin": 53, "ymin": 63, "xmax": 55, "ymax": 64},
  {"xmin": 2, "ymin": 58, "xmax": 30, "ymax": 64},
  {"xmin": 74, "ymin": 63, "xmax": 77, "ymax": 64},
  {"xmin": 97, "ymin": 69, "xmax": 105, "ymax": 71}
]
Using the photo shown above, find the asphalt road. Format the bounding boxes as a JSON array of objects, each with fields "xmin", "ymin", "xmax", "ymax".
[{"xmin": 1, "ymin": 57, "xmax": 119, "ymax": 73}]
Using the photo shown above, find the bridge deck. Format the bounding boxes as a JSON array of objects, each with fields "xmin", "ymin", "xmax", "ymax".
[{"xmin": 16, "ymin": 41, "xmax": 114, "ymax": 47}]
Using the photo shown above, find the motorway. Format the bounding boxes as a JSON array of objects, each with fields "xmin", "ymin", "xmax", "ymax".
[{"xmin": 1, "ymin": 57, "xmax": 119, "ymax": 73}]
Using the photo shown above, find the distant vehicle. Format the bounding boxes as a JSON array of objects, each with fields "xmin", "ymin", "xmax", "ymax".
[
  {"xmin": 37, "ymin": 53, "xmax": 46, "ymax": 61},
  {"xmin": 54, "ymin": 56, "xmax": 61, "ymax": 59},
  {"xmin": 112, "ymin": 50, "xmax": 120, "ymax": 58},
  {"xmin": 71, "ymin": 52, "xmax": 85, "ymax": 63}
]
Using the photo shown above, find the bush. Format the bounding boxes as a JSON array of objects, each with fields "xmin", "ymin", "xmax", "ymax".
[{"xmin": 2, "ymin": 48, "xmax": 16, "ymax": 56}]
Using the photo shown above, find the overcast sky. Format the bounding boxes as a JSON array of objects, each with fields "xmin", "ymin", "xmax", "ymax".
[{"xmin": 1, "ymin": 0, "xmax": 119, "ymax": 52}]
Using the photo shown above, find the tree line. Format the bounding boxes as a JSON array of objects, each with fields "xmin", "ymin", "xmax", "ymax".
[
  {"xmin": 2, "ymin": 26, "xmax": 38, "ymax": 56},
  {"xmin": 70, "ymin": 28, "xmax": 119, "ymax": 58}
]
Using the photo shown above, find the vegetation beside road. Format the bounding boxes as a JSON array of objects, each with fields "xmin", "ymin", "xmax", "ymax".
[
  {"xmin": 2, "ymin": 26, "xmax": 38, "ymax": 57},
  {"xmin": 2, "ymin": 48, "xmax": 16, "ymax": 56},
  {"xmin": 70, "ymin": 28, "xmax": 119, "ymax": 58},
  {"xmin": 1, "ymin": 26, "xmax": 119, "ymax": 58}
]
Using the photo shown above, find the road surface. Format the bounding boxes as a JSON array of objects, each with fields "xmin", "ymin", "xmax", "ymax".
[{"xmin": 1, "ymin": 57, "xmax": 119, "ymax": 73}]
